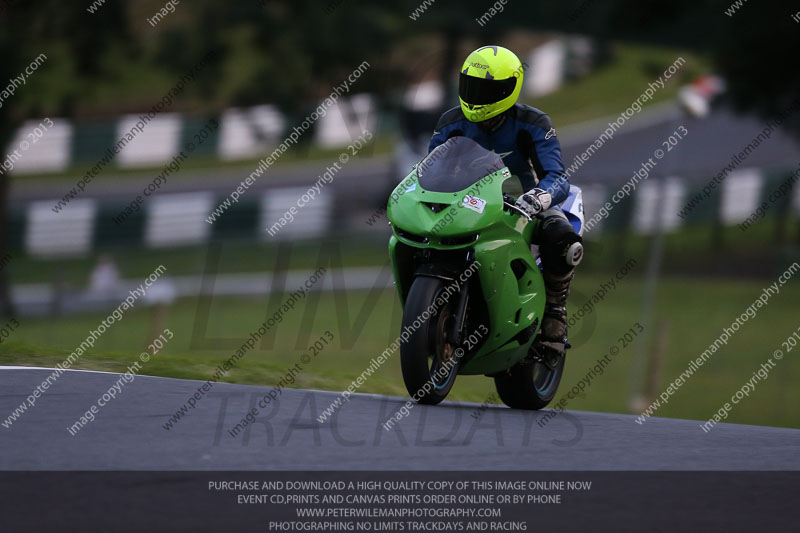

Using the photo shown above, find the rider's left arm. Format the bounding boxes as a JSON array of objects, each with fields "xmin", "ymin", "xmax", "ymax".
[{"xmin": 519, "ymin": 115, "xmax": 569, "ymax": 205}]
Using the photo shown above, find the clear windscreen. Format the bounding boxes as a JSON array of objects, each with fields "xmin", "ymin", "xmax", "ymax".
[{"xmin": 416, "ymin": 136, "xmax": 506, "ymax": 193}]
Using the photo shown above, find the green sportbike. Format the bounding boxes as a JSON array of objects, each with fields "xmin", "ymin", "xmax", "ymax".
[{"xmin": 387, "ymin": 136, "xmax": 584, "ymax": 409}]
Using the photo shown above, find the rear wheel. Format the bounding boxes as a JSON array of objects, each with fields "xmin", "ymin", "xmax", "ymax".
[
  {"xmin": 494, "ymin": 345, "xmax": 565, "ymax": 409},
  {"xmin": 400, "ymin": 276, "xmax": 461, "ymax": 405}
]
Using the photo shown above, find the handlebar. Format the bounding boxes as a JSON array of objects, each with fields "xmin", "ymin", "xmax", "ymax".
[{"xmin": 502, "ymin": 193, "xmax": 533, "ymax": 222}]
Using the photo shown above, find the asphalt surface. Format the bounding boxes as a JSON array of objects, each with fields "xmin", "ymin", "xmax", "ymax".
[
  {"xmin": 2, "ymin": 367, "xmax": 798, "ymax": 470},
  {"xmin": 558, "ymin": 103, "xmax": 800, "ymax": 181}
]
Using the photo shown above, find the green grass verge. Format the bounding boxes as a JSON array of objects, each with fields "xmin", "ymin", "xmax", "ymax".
[
  {"xmin": 5, "ymin": 236, "xmax": 390, "ymax": 287},
  {"xmin": 2, "ymin": 273, "xmax": 797, "ymax": 429},
  {"xmin": 526, "ymin": 43, "xmax": 710, "ymax": 127}
]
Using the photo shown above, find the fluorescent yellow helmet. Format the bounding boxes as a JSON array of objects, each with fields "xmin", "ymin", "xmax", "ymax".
[{"xmin": 459, "ymin": 45, "xmax": 523, "ymax": 122}]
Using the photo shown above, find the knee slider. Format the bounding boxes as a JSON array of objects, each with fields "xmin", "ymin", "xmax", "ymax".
[{"xmin": 565, "ymin": 241, "xmax": 583, "ymax": 267}]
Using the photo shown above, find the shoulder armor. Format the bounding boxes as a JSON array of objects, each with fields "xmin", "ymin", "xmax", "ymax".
[
  {"xmin": 435, "ymin": 106, "xmax": 466, "ymax": 130},
  {"xmin": 512, "ymin": 104, "xmax": 554, "ymax": 132}
]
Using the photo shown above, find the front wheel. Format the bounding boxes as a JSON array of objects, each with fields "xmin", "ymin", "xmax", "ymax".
[
  {"xmin": 493, "ymin": 347, "xmax": 565, "ymax": 410},
  {"xmin": 400, "ymin": 276, "xmax": 461, "ymax": 405}
]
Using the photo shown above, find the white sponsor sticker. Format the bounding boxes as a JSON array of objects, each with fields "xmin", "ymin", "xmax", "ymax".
[{"xmin": 462, "ymin": 194, "xmax": 486, "ymax": 214}]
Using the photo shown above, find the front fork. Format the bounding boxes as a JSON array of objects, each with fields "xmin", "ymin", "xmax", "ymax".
[
  {"xmin": 446, "ymin": 282, "xmax": 469, "ymax": 346},
  {"xmin": 445, "ymin": 248, "xmax": 475, "ymax": 346},
  {"xmin": 413, "ymin": 248, "xmax": 475, "ymax": 347}
]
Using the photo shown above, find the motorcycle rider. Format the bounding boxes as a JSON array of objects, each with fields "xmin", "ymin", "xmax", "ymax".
[{"xmin": 428, "ymin": 45, "xmax": 583, "ymax": 360}]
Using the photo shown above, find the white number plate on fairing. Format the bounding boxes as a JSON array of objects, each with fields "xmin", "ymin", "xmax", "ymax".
[{"xmin": 462, "ymin": 195, "xmax": 486, "ymax": 214}]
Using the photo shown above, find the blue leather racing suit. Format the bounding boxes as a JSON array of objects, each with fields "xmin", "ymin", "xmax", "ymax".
[{"xmin": 428, "ymin": 103, "xmax": 570, "ymax": 205}]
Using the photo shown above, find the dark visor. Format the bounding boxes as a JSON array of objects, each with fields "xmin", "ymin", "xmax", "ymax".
[{"xmin": 459, "ymin": 73, "xmax": 516, "ymax": 106}]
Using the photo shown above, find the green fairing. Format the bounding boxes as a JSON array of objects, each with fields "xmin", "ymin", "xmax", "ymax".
[{"xmin": 387, "ymin": 165, "xmax": 546, "ymax": 376}]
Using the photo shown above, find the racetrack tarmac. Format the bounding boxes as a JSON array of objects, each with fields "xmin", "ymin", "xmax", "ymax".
[{"xmin": 1, "ymin": 367, "xmax": 798, "ymax": 470}]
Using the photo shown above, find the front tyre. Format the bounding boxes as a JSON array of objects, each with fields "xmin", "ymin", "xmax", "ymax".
[
  {"xmin": 400, "ymin": 276, "xmax": 461, "ymax": 405},
  {"xmin": 493, "ymin": 348, "xmax": 565, "ymax": 410}
]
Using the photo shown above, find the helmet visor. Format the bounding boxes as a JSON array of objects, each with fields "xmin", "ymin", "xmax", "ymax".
[{"xmin": 459, "ymin": 73, "xmax": 517, "ymax": 106}]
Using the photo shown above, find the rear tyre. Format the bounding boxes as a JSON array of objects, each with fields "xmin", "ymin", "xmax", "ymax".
[
  {"xmin": 494, "ymin": 346, "xmax": 565, "ymax": 410},
  {"xmin": 400, "ymin": 276, "xmax": 461, "ymax": 405}
]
